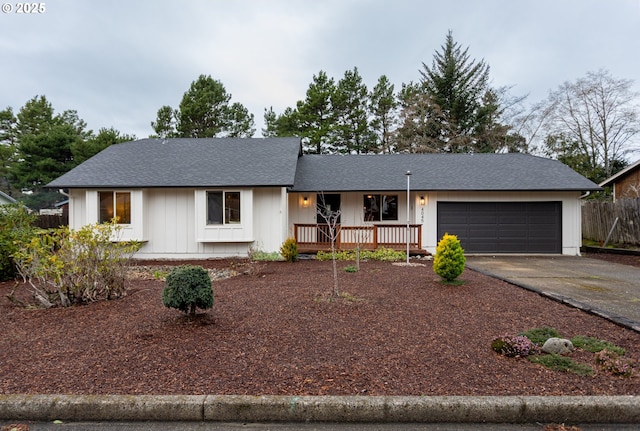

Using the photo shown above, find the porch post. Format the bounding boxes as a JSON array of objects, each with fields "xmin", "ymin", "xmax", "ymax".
[{"xmin": 405, "ymin": 170, "xmax": 411, "ymax": 264}]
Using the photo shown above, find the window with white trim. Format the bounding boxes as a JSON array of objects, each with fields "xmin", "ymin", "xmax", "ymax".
[
  {"xmin": 99, "ymin": 191, "xmax": 131, "ymax": 224},
  {"xmin": 207, "ymin": 191, "xmax": 241, "ymax": 225},
  {"xmin": 363, "ymin": 194, "xmax": 398, "ymax": 221}
]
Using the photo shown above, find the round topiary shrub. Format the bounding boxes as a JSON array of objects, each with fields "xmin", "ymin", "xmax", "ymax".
[
  {"xmin": 433, "ymin": 233, "xmax": 466, "ymax": 282},
  {"xmin": 162, "ymin": 265, "xmax": 213, "ymax": 316}
]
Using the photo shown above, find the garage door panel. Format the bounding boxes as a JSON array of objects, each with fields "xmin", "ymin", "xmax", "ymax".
[
  {"xmin": 437, "ymin": 202, "xmax": 562, "ymax": 254},
  {"xmin": 464, "ymin": 240, "xmax": 498, "ymax": 253},
  {"xmin": 469, "ymin": 226, "xmax": 498, "ymax": 238},
  {"xmin": 469, "ymin": 214, "xmax": 498, "ymax": 223}
]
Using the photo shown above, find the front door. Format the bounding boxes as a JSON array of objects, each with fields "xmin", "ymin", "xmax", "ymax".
[{"xmin": 316, "ymin": 193, "xmax": 341, "ymax": 244}]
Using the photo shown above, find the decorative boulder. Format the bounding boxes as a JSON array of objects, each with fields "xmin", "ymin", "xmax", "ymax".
[{"xmin": 542, "ymin": 337, "xmax": 574, "ymax": 355}]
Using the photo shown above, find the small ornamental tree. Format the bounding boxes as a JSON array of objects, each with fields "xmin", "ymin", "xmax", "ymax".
[
  {"xmin": 162, "ymin": 265, "xmax": 213, "ymax": 316},
  {"xmin": 433, "ymin": 233, "xmax": 466, "ymax": 282}
]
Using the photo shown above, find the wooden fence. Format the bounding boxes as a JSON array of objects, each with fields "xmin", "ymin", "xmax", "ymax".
[
  {"xmin": 34, "ymin": 214, "xmax": 68, "ymax": 229},
  {"xmin": 582, "ymin": 199, "xmax": 640, "ymax": 246}
]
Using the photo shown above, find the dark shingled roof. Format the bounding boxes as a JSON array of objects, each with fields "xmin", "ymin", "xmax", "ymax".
[
  {"xmin": 47, "ymin": 138, "xmax": 601, "ymax": 192},
  {"xmin": 47, "ymin": 138, "xmax": 302, "ymax": 188},
  {"xmin": 290, "ymin": 153, "xmax": 602, "ymax": 192}
]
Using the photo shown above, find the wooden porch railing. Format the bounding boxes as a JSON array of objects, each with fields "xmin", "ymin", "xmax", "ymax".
[{"xmin": 294, "ymin": 224, "xmax": 423, "ymax": 253}]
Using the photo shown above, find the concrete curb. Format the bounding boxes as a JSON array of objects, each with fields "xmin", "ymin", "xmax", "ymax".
[{"xmin": 2, "ymin": 395, "xmax": 640, "ymax": 423}]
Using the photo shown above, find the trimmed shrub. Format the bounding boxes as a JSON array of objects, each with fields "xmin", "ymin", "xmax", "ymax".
[
  {"xmin": 162, "ymin": 265, "xmax": 214, "ymax": 316},
  {"xmin": 279, "ymin": 237, "xmax": 298, "ymax": 262},
  {"xmin": 433, "ymin": 233, "xmax": 465, "ymax": 282}
]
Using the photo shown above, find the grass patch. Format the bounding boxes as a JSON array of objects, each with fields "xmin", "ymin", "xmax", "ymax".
[
  {"xmin": 521, "ymin": 327, "xmax": 560, "ymax": 345},
  {"xmin": 343, "ymin": 265, "xmax": 358, "ymax": 273},
  {"xmin": 529, "ymin": 354, "xmax": 594, "ymax": 376},
  {"xmin": 571, "ymin": 335, "xmax": 626, "ymax": 355},
  {"xmin": 250, "ymin": 250, "xmax": 284, "ymax": 261},
  {"xmin": 438, "ymin": 278, "xmax": 465, "ymax": 286},
  {"xmin": 339, "ymin": 291, "xmax": 361, "ymax": 302}
]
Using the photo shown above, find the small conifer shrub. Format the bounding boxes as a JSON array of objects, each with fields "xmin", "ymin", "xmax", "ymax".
[
  {"xmin": 162, "ymin": 265, "xmax": 213, "ymax": 316},
  {"xmin": 433, "ymin": 233, "xmax": 466, "ymax": 282},
  {"xmin": 279, "ymin": 237, "xmax": 298, "ymax": 262}
]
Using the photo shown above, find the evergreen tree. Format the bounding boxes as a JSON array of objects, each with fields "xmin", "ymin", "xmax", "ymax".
[
  {"xmin": 11, "ymin": 96, "xmax": 86, "ymax": 208},
  {"xmin": 16, "ymin": 95, "xmax": 55, "ymax": 138},
  {"xmin": 369, "ymin": 75, "xmax": 398, "ymax": 153},
  {"xmin": 13, "ymin": 123, "xmax": 78, "ymax": 190},
  {"xmin": 0, "ymin": 108, "xmax": 17, "ymax": 194},
  {"xmin": 262, "ymin": 106, "xmax": 299, "ymax": 138},
  {"xmin": 177, "ymin": 74, "xmax": 233, "ymax": 138},
  {"xmin": 152, "ymin": 74, "xmax": 255, "ymax": 139},
  {"xmin": 397, "ymin": 31, "xmax": 514, "ymax": 153},
  {"xmin": 225, "ymin": 102, "xmax": 256, "ymax": 137},
  {"xmin": 151, "ymin": 105, "xmax": 178, "ymax": 139},
  {"xmin": 262, "ymin": 107, "xmax": 278, "ymax": 138},
  {"xmin": 395, "ymin": 83, "xmax": 448, "ymax": 153},
  {"xmin": 71, "ymin": 127, "xmax": 135, "ymax": 164},
  {"xmin": 330, "ymin": 67, "xmax": 376, "ymax": 154},
  {"xmin": 296, "ymin": 70, "xmax": 336, "ymax": 154},
  {"xmin": 0, "ymin": 107, "xmax": 17, "ymax": 146}
]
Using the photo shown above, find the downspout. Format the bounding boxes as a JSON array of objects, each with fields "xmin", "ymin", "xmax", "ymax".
[{"xmin": 578, "ymin": 191, "xmax": 590, "ymax": 256}]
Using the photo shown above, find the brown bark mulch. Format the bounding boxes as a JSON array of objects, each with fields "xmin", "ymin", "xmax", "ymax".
[{"xmin": 1, "ymin": 256, "xmax": 639, "ymax": 396}]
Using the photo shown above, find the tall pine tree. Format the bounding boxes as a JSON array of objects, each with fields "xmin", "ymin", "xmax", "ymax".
[
  {"xmin": 397, "ymin": 31, "xmax": 515, "ymax": 153},
  {"xmin": 330, "ymin": 67, "xmax": 376, "ymax": 154},
  {"xmin": 296, "ymin": 71, "xmax": 336, "ymax": 154},
  {"xmin": 369, "ymin": 75, "xmax": 398, "ymax": 153}
]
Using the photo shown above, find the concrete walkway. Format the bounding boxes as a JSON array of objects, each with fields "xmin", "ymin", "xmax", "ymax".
[{"xmin": 466, "ymin": 255, "xmax": 640, "ymax": 333}]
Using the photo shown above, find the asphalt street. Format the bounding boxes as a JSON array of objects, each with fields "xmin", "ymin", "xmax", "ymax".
[{"xmin": 4, "ymin": 421, "xmax": 640, "ymax": 430}]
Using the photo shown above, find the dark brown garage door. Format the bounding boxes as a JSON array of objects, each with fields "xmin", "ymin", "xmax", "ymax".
[{"xmin": 437, "ymin": 202, "xmax": 562, "ymax": 253}]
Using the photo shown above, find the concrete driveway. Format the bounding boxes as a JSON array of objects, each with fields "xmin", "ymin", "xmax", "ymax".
[{"xmin": 465, "ymin": 255, "xmax": 640, "ymax": 333}]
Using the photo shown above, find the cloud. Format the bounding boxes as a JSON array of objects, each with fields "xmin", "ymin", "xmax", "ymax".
[{"xmin": 1, "ymin": 0, "xmax": 639, "ymax": 142}]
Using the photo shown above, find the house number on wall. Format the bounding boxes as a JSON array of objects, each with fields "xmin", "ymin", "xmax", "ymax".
[{"xmin": 420, "ymin": 207, "xmax": 424, "ymax": 224}]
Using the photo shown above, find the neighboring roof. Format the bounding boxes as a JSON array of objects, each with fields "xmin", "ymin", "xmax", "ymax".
[
  {"xmin": 0, "ymin": 190, "xmax": 17, "ymax": 204},
  {"xmin": 599, "ymin": 159, "xmax": 640, "ymax": 188},
  {"xmin": 47, "ymin": 138, "xmax": 302, "ymax": 188},
  {"xmin": 290, "ymin": 153, "xmax": 602, "ymax": 192}
]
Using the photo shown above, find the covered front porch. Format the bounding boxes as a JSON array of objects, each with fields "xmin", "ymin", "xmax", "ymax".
[{"xmin": 294, "ymin": 223, "xmax": 426, "ymax": 255}]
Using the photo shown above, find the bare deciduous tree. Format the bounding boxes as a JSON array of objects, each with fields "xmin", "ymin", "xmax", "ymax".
[
  {"xmin": 538, "ymin": 70, "xmax": 640, "ymax": 179},
  {"xmin": 316, "ymin": 193, "xmax": 341, "ymax": 297}
]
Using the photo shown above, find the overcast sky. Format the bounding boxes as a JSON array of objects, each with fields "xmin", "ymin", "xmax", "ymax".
[{"xmin": 2, "ymin": 0, "xmax": 639, "ymax": 141}]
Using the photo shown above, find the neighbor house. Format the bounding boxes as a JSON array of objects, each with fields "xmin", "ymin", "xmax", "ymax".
[
  {"xmin": 47, "ymin": 137, "xmax": 601, "ymax": 258},
  {"xmin": 0, "ymin": 190, "xmax": 17, "ymax": 206},
  {"xmin": 599, "ymin": 160, "xmax": 640, "ymax": 201}
]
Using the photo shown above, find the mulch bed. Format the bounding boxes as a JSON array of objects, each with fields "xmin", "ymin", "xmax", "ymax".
[{"xmin": 1, "ymin": 256, "xmax": 639, "ymax": 396}]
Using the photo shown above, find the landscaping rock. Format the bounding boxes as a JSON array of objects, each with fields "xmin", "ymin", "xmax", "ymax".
[{"xmin": 542, "ymin": 337, "xmax": 574, "ymax": 355}]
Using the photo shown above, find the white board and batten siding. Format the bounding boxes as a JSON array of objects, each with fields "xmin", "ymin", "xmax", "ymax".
[{"xmin": 69, "ymin": 187, "xmax": 289, "ymax": 259}]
